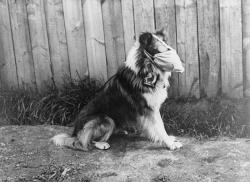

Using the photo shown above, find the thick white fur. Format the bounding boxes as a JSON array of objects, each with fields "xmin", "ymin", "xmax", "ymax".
[
  {"xmin": 141, "ymin": 72, "xmax": 183, "ymax": 150},
  {"xmin": 140, "ymin": 111, "xmax": 182, "ymax": 150},
  {"xmin": 124, "ymin": 38, "xmax": 183, "ymax": 150},
  {"xmin": 50, "ymin": 133, "xmax": 75, "ymax": 147}
]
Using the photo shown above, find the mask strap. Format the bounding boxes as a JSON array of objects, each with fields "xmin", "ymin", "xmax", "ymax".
[
  {"xmin": 143, "ymin": 49, "xmax": 155, "ymax": 64},
  {"xmin": 152, "ymin": 34, "xmax": 172, "ymax": 50}
]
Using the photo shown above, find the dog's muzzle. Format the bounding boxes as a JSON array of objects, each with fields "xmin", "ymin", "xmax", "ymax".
[{"xmin": 145, "ymin": 34, "xmax": 185, "ymax": 73}]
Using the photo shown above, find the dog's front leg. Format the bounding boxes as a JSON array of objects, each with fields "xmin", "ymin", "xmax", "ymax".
[{"xmin": 143, "ymin": 111, "xmax": 182, "ymax": 150}]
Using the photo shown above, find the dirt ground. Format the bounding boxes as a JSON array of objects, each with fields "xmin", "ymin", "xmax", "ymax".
[{"xmin": 0, "ymin": 125, "xmax": 250, "ymax": 182}]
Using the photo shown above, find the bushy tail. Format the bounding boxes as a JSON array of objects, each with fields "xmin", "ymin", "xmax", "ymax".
[{"xmin": 50, "ymin": 133, "xmax": 76, "ymax": 148}]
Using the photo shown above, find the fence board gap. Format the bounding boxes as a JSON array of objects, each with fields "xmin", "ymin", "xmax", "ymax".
[
  {"xmin": 197, "ymin": 0, "xmax": 220, "ymax": 97},
  {"xmin": 8, "ymin": 0, "xmax": 36, "ymax": 90},
  {"xmin": 175, "ymin": 0, "xmax": 200, "ymax": 98},
  {"xmin": 26, "ymin": 0, "xmax": 53, "ymax": 91},
  {"xmin": 82, "ymin": 0, "xmax": 107, "ymax": 81},
  {"xmin": 121, "ymin": 0, "xmax": 135, "ymax": 56},
  {"xmin": 0, "ymin": 0, "xmax": 18, "ymax": 89},
  {"xmin": 242, "ymin": 0, "xmax": 250, "ymax": 98},
  {"xmin": 62, "ymin": 0, "xmax": 88, "ymax": 81},
  {"xmin": 220, "ymin": 0, "xmax": 243, "ymax": 98},
  {"xmin": 44, "ymin": 0, "xmax": 70, "ymax": 88},
  {"xmin": 133, "ymin": 0, "xmax": 155, "ymax": 40},
  {"xmin": 102, "ymin": 0, "xmax": 126, "ymax": 77}
]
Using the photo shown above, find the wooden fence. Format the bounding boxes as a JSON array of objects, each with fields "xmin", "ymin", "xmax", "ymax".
[{"xmin": 0, "ymin": 0, "xmax": 250, "ymax": 98}]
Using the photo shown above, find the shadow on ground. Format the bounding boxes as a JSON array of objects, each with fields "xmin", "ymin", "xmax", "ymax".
[{"xmin": 0, "ymin": 125, "xmax": 250, "ymax": 182}]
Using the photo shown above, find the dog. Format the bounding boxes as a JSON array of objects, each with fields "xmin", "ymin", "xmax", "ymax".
[{"xmin": 51, "ymin": 30, "xmax": 184, "ymax": 151}]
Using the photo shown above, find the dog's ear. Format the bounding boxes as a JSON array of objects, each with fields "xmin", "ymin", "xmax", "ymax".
[
  {"xmin": 139, "ymin": 32, "xmax": 153, "ymax": 48},
  {"xmin": 155, "ymin": 28, "xmax": 167, "ymax": 41},
  {"xmin": 142, "ymin": 62, "xmax": 158, "ymax": 88}
]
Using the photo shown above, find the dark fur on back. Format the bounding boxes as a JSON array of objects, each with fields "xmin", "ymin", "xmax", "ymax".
[
  {"xmin": 52, "ymin": 31, "xmax": 184, "ymax": 151},
  {"xmin": 72, "ymin": 32, "xmax": 161, "ymax": 136}
]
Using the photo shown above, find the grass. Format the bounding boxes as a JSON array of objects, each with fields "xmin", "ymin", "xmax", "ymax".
[
  {"xmin": 0, "ymin": 78, "xmax": 101, "ymax": 126},
  {"xmin": 0, "ymin": 78, "xmax": 249, "ymax": 138},
  {"xmin": 162, "ymin": 97, "xmax": 250, "ymax": 138}
]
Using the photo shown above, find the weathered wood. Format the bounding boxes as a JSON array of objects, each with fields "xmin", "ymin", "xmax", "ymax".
[
  {"xmin": 102, "ymin": 0, "xmax": 126, "ymax": 77},
  {"xmin": 175, "ymin": 0, "xmax": 200, "ymax": 98},
  {"xmin": 121, "ymin": 0, "xmax": 135, "ymax": 55},
  {"xmin": 26, "ymin": 0, "xmax": 52, "ymax": 91},
  {"xmin": 133, "ymin": 0, "xmax": 155, "ymax": 39},
  {"xmin": 62, "ymin": 0, "xmax": 88, "ymax": 80},
  {"xmin": 82, "ymin": 0, "xmax": 107, "ymax": 81},
  {"xmin": 154, "ymin": 0, "xmax": 176, "ymax": 49},
  {"xmin": 8, "ymin": 0, "xmax": 36, "ymax": 90},
  {"xmin": 220, "ymin": 0, "xmax": 243, "ymax": 98},
  {"xmin": 154, "ymin": 0, "xmax": 178, "ymax": 98},
  {"xmin": 197, "ymin": 0, "xmax": 220, "ymax": 97},
  {"xmin": 44, "ymin": 0, "xmax": 70, "ymax": 87},
  {"xmin": 242, "ymin": 0, "xmax": 250, "ymax": 97},
  {"xmin": 0, "ymin": 0, "xmax": 18, "ymax": 89}
]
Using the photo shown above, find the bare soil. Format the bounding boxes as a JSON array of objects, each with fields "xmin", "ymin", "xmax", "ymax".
[{"xmin": 0, "ymin": 125, "xmax": 250, "ymax": 182}]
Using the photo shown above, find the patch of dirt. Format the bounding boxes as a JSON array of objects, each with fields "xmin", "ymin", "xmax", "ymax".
[{"xmin": 0, "ymin": 125, "xmax": 250, "ymax": 182}]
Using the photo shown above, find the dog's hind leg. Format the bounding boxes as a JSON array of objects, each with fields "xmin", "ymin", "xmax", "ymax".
[
  {"xmin": 93, "ymin": 116, "xmax": 115, "ymax": 150},
  {"xmin": 76, "ymin": 116, "xmax": 115, "ymax": 151},
  {"xmin": 75, "ymin": 119, "xmax": 98, "ymax": 151},
  {"xmin": 99, "ymin": 117, "xmax": 115, "ymax": 142}
]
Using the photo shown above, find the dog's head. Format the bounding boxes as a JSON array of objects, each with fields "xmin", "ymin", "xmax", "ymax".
[{"xmin": 125, "ymin": 30, "xmax": 184, "ymax": 88}]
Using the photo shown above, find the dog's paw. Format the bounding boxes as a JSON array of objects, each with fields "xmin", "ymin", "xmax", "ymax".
[
  {"xmin": 93, "ymin": 141, "xmax": 110, "ymax": 150},
  {"xmin": 168, "ymin": 135, "xmax": 176, "ymax": 142},
  {"xmin": 168, "ymin": 141, "xmax": 183, "ymax": 150},
  {"xmin": 166, "ymin": 136, "xmax": 183, "ymax": 150}
]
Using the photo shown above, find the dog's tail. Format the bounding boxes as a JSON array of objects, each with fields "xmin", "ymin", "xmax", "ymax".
[{"xmin": 50, "ymin": 133, "xmax": 76, "ymax": 148}]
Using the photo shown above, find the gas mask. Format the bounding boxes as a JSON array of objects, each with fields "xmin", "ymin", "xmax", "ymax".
[
  {"xmin": 151, "ymin": 34, "xmax": 184, "ymax": 73},
  {"xmin": 143, "ymin": 34, "xmax": 184, "ymax": 87}
]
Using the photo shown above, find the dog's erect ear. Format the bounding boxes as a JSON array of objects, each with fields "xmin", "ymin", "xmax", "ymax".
[
  {"xmin": 155, "ymin": 28, "xmax": 168, "ymax": 41},
  {"xmin": 139, "ymin": 32, "xmax": 153, "ymax": 48}
]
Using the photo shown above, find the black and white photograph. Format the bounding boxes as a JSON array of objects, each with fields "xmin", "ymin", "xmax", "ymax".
[{"xmin": 0, "ymin": 0, "xmax": 250, "ymax": 181}]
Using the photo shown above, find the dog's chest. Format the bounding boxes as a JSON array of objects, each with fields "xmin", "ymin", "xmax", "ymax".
[
  {"xmin": 143, "ymin": 87, "xmax": 167, "ymax": 110},
  {"xmin": 143, "ymin": 72, "xmax": 170, "ymax": 110}
]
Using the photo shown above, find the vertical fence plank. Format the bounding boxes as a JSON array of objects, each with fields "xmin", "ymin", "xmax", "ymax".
[
  {"xmin": 82, "ymin": 0, "xmax": 107, "ymax": 81},
  {"xmin": 44, "ymin": 0, "xmax": 70, "ymax": 87},
  {"xmin": 154, "ymin": 0, "xmax": 179, "ymax": 98},
  {"xmin": 8, "ymin": 0, "xmax": 36, "ymax": 90},
  {"xmin": 26, "ymin": 0, "xmax": 52, "ymax": 91},
  {"xmin": 242, "ymin": 0, "xmax": 250, "ymax": 97},
  {"xmin": 154, "ymin": 0, "xmax": 176, "ymax": 48},
  {"xmin": 121, "ymin": 0, "xmax": 135, "ymax": 55},
  {"xmin": 197, "ymin": 0, "xmax": 220, "ymax": 97},
  {"xmin": 62, "ymin": 0, "xmax": 88, "ymax": 80},
  {"xmin": 0, "ymin": 0, "xmax": 18, "ymax": 89},
  {"xmin": 133, "ymin": 0, "xmax": 155, "ymax": 39},
  {"xmin": 102, "ymin": 0, "xmax": 126, "ymax": 77},
  {"xmin": 220, "ymin": 0, "xmax": 243, "ymax": 98},
  {"xmin": 176, "ymin": 0, "xmax": 200, "ymax": 98}
]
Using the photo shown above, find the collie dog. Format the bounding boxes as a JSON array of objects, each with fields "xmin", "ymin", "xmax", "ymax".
[{"xmin": 51, "ymin": 30, "xmax": 184, "ymax": 151}]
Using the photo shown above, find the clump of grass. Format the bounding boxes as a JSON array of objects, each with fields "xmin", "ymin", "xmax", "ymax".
[
  {"xmin": 161, "ymin": 97, "xmax": 250, "ymax": 138},
  {"xmin": 0, "ymin": 78, "xmax": 249, "ymax": 138},
  {"xmin": 0, "ymin": 78, "xmax": 101, "ymax": 126}
]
